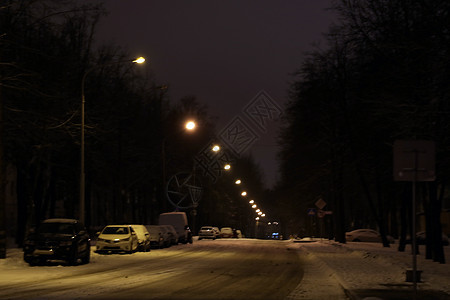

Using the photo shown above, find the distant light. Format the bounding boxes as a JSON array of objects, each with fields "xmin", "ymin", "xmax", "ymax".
[
  {"xmin": 133, "ymin": 57, "xmax": 145, "ymax": 64},
  {"xmin": 249, "ymin": 200, "xmax": 254, "ymax": 204},
  {"xmin": 256, "ymin": 209, "xmax": 260, "ymax": 213},
  {"xmin": 252, "ymin": 204, "xmax": 257, "ymax": 208},
  {"xmin": 185, "ymin": 121, "xmax": 196, "ymax": 130},
  {"xmin": 261, "ymin": 214, "xmax": 265, "ymax": 217},
  {"xmin": 235, "ymin": 179, "xmax": 241, "ymax": 185},
  {"xmin": 212, "ymin": 145, "xmax": 220, "ymax": 152},
  {"xmin": 241, "ymin": 191, "xmax": 247, "ymax": 196},
  {"xmin": 258, "ymin": 211, "xmax": 262, "ymax": 215},
  {"xmin": 224, "ymin": 164, "xmax": 231, "ymax": 170},
  {"xmin": 255, "ymin": 217, "xmax": 260, "ymax": 220}
]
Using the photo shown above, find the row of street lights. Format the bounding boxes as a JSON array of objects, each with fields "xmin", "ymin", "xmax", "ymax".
[
  {"xmin": 79, "ymin": 55, "xmax": 200, "ymax": 224},
  {"xmin": 79, "ymin": 55, "xmax": 268, "ymax": 230},
  {"xmin": 209, "ymin": 142, "xmax": 268, "ymax": 222}
]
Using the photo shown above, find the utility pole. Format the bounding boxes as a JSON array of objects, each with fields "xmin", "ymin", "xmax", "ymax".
[{"xmin": 0, "ymin": 83, "xmax": 6, "ymax": 259}]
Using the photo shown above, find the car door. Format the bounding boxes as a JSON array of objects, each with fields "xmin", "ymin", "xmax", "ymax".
[{"xmin": 130, "ymin": 226, "xmax": 139, "ymax": 251}]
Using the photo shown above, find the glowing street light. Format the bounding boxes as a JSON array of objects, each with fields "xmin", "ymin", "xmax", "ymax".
[
  {"xmin": 224, "ymin": 164, "xmax": 231, "ymax": 170},
  {"xmin": 258, "ymin": 211, "xmax": 262, "ymax": 215},
  {"xmin": 235, "ymin": 179, "xmax": 241, "ymax": 185},
  {"xmin": 80, "ymin": 56, "xmax": 145, "ymax": 224},
  {"xmin": 249, "ymin": 199, "xmax": 254, "ymax": 204},
  {"xmin": 261, "ymin": 214, "xmax": 266, "ymax": 217},
  {"xmin": 255, "ymin": 217, "xmax": 260, "ymax": 220},
  {"xmin": 185, "ymin": 120, "xmax": 196, "ymax": 131},
  {"xmin": 241, "ymin": 191, "xmax": 247, "ymax": 196},
  {"xmin": 212, "ymin": 145, "xmax": 220, "ymax": 152},
  {"xmin": 252, "ymin": 204, "xmax": 257, "ymax": 208},
  {"xmin": 133, "ymin": 56, "xmax": 146, "ymax": 64}
]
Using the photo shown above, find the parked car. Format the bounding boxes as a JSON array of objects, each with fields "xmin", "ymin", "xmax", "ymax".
[
  {"xmin": 158, "ymin": 225, "xmax": 174, "ymax": 247},
  {"xmin": 345, "ymin": 229, "xmax": 394, "ymax": 243},
  {"xmin": 212, "ymin": 227, "xmax": 221, "ymax": 238},
  {"xmin": 96, "ymin": 225, "xmax": 139, "ymax": 253},
  {"xmin": 417, "ymin": 231, "xmax": 449, "ymax": 246},
  {"xmin": 160, "ymin": 224, "xmax": 178, "ymax": 245},
  {"xmin": 220, "ymin": 227, "xmax": 234, "ymax": 238},
  {"xmin": 23, "ymin": 218, "xmax": 91, "ymax": 265},
  {"xmin": 198, "ymin": 226, "xmax": 217, "ymax": 240},
  {"xmin": 130, "ymin": 225, "xmax": 151, "ymax": 252},
  {"xmin": 159, "ymin": 212, "xmax": 192, "ymax": 244},
  {"xmin": 146, "ymin": 225, "xmax": 165, "ymax": 248},
  {"xmin": 406, "ymin": 231, "xmax": 449, "ymax": 246}
]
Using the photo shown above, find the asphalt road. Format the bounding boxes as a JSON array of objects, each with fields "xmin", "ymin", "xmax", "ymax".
[{"xmin": 0, "ymin": 239, "xmax": 305, "ymax": 300}]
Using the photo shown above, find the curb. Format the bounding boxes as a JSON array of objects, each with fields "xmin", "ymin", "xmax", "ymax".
[
  {"xmin": 286, "ymin": 243, "xmax": 358, "ymax": 300},
  {"xmin": 301, "ymin": 246, "xmax": 361, "ymax": 300}
]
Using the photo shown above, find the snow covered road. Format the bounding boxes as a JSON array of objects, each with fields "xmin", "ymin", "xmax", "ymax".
[{"xmin": 0, "ymin": 238, "xmax": 329, "ymax": 300}]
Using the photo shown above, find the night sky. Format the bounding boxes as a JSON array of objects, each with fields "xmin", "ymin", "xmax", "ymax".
[{"xmin": 94, "ymin": 0, "xmax": 337, "ymax": 188}]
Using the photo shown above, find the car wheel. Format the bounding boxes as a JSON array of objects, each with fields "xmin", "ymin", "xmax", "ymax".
[
  {"xmin": 81, "ymin": 243, "xmax": 91, "ymax": 264},
  {"xmin": 68, "ymin": 248, "xmax": 78, "ymax": 265},
  {"xmin": 25, "ymin": 255, "xmax": 42, "ymax": 266}
]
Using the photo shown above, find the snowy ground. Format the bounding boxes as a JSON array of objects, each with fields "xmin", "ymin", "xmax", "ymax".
[
  {"xmin": 0, "ymin": 238, "xmax": 449, "ymax": 300},
  {"xmin": 288, "ymin": 239, "xmax": 450, "ymax": 300}
]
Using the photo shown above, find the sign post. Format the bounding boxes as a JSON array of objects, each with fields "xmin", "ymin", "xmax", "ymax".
[{"xmin": 393, "ymin": 140, "xmax": 435, "ymax": 300}]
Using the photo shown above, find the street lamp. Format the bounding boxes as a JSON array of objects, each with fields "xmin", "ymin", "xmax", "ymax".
[
  {"xmin": 80, "ymin": 56, "xmax": 145, "ymax": 224},
  {"xmin": 185, "ymin": 120, "xmax": 196, "ymax": 131},
  {"xmin": 161, "ymin": 119, "xmax": 197, "ymax": 212}
]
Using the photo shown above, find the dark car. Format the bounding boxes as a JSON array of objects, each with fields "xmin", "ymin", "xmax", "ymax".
[{"xmin": 23, "ymin": 218, "xmax": 91, "ymax": 265}]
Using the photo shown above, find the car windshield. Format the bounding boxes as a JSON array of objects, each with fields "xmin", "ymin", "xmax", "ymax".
[
  {"xmin": 102, "ymin": 226, "xmax": 129, "ymax": 234},
  {"xmin": 38, "ymin": 223, "xmax": 74, "ymax": 235}
]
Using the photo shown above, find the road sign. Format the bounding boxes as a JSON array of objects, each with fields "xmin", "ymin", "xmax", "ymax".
[
  {"xmin": 317, "ymin": 210, "xmax": 325, "ymax": 218},
  {"xmin": 393, "ymin": 140, "xmax": 435, "ymax": 182},
  {"xmin": 307, "ymin": 208, "xmax": 316, "ymax": 216},
  {"xmin": 315, "ymin": 198, "xmax": 326, "ymax": 209}
]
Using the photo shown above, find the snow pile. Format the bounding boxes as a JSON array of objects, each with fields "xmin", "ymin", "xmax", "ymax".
[{"xmin": 294, "ymin": 239, "xmax": 450, "ymax": 298}]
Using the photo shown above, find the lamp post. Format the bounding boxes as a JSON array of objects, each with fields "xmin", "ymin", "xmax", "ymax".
[
  {"xmin": 161, "ymin": 120, "xmax": 197, "ymax": 212},
  {"xmin": 80, "ymin": 56, "xmax": 145, "ymax": 224}
]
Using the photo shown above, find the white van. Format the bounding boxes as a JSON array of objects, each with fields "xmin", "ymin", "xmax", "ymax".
[{"xmin": 159, "ymin": 212, "xmax": 192, "ymax": 244}]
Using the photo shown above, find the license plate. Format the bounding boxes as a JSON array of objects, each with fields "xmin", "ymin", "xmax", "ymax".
[{"xmin": 34, "ymin": 249, "xmax": 54, "ymax": 255}]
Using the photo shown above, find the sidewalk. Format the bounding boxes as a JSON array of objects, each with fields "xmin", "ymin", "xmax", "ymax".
[{"xmin": 289, "ymin": 239, "xmax": 450, "ymax": 300}]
